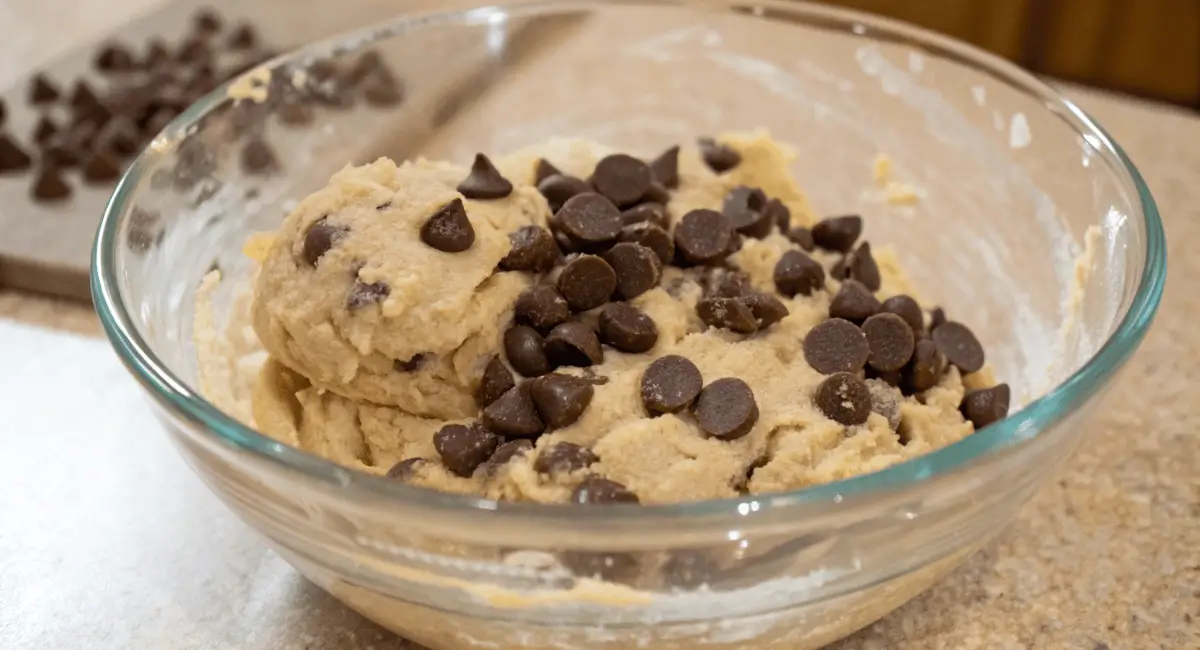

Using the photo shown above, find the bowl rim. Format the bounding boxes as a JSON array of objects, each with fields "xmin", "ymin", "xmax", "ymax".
[{"xmin": 91, "ymin": 0, "xmax": 1166, "ymax": 521}]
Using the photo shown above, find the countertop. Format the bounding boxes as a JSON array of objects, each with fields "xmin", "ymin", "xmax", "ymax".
[{"xmin": 1, "ymin": 2, "xmax": 1197, "ymax": 649}]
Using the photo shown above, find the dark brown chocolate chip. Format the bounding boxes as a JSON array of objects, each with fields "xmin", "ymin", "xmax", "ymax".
[
  {"xmin": 786, "ymin": 226, "xmax": 815, "ymax": 251},
  {"xmin": 723, "ymin": 186, "xmax": 771, "ymax": 238},
  {"xmin": 556, "ymin": 192, "xmax": 622, "ymax": 246},
  {"xmin": 344, "ymin": 51, "xmax": 386, "ymax": 84},
  {"xmin": 33, "ymin": 116, "xmax": 58, "ymax": 145},
  {"xmin": 81, "ymin": 151, "xmax": 122, "ymax": 183},
  {"xmin": 476, "ymin": 356, "xmax": 516, "ymax": 408},
  {"xmin": 0, "ymin": 134, "xmax": 33, "ymax": 174},
  {"xmin": 726, "ymin": 232, "xmax": 744, "ymax": 255},
  {"xmin": 881, "ymin": 295, "xmax": 925, "ymax": 333},
  {"xmin": 457, "ymin": 153, "xmax": 512, "ymax": 199},
  {"xmin": 867, "ymin": 379, "xmax": 903, "ymax": 430},
  {"xmin": 515, "ymin": 286, "xmax": 570, "ymax": 331},
  {"xmin": 504, "ymin": 325, "xmax": 552, "ymax": 377},
  {"xmin": 812, "ymin": 215, "xmax": 863, "ymax": 253},
  {"xmin": 486, "ymin": 439, "xmax": 533, "ymax": 472},
  {"xmin": 301, "ymin": 218, "xmax": 345, "ymax": 266},
  {"xmin": 960, "ymin": 383, "xmax": 1011, "ymax": 429},
  {"xmin": 529, "ymin": 373, "xmax": 595, "ymax": 429},
  {"xmin": 829, "ymin": 279, "xmax": 881, "ymax": 323},
  {"xmin": 599, "ymin": 302, "xmax": 658, "ymax": 353},
  {"xmin": 774, "ymin": 250, "xmax": 825, "ymax": 297},
  {"xmin": 140, "ymin": 108, "xmax": 177, "ymax": 138},
  {"xmin": 563, "ymin": 550, "xmax": 637, "ymax": 582},
  {"xmin": 537, "ymin": 174, "xmax": 591, "ymax": 213},
  {"xmin": 674, "ymin": 209, "xmax": 733, "ymax": 265},
  {"xmin": 141, "ymin": 39, "xmax": 171, "ymax": 69},
  {"xmin": 40, "ymin": 139, "xmax": 79, "ymax": 168},
  {"xmin": 663, "ymin": 551, "xmax": 718, "ymax": 589},
  {"xmin": 846, "ymin": 242, "xmax": 882, "ymax": 292},
  {"xmin": 553, "ymin": 228, "xmax": 578, "ymax": 255},
  {"xmin": 30, "ymin": 166, "xmax": 71, "ymax": 202},
  {"xmin": 347, "ymin": 281, "xmax": 390, "ymax": 310},
  {"xmin": 394, "ymin": 353, "xmax": 429, "ymax": 372},
  {"xmin": 239, "ymin": 138, "xmax": 278, "ymax": 174},
  {"xmin": 482, "ymin": 384, "xmax": 545, "ymax": 437},
  {"xmin": 862, "ymin": 313, "xmax": 915, "ymax": 372},
  {"xmin": 98, "ymin": 118, "xmax": 140, "ymax": 158},
  {"xmin": 867, "ymin": 366, "xmax": 903, "ymax": 387},
  {"xmin": 932, "ymin": 321, "xmax": 985, "ymax": 373},
  {"xmin": 604, "ymin": 242, "xmax": 662, "ymax": 300},
  {"xmin": 830, "ymin": 257, "xmax": 848, "ymax": 280},
  {"xmin": 621, "ymin": 202, "xmax": 667, "ymax": 228},
  {"xmin": 572, "ymin": 477, "xmax": 638, "ymax": 505},
  {"xmin": 648, "ymin": 145, "xmax": 680, "ymax": 188},
  {"xmin": 227, "ymin": 24, "xmax": 257, "ymax": 50},
  {"xmin": 902, "ymin": 338, "xmax": 945, "ymax": 395},
  {"xmin": 641, "ymin": 355, "xmax": 703, "ymax": 415},
  {"xmin": 499, "ymin": 225, "xmax": 558, "ymax": 272},
  {"xmin": 545, "ymin": 321, "xmax": 604, "ymax": 368},
  {"xmin": 929, "ymin": 307, "xmax": 947, "ymax": 331},
  {"xmin": 534, "ymin": 442, "xmax": 597, "ymax": 476},
  {"xmin": 592, "ymin": 154, "xmax": 652, "ymax": 207},
  {"xmin": 176, "ymin": 38, "xmax": 211, "ymax": 64},
  {"xmin": 557, "ymin": 255, "xmax": 617, "ymax": 312},
  {"xmin": 277, "ymin": 98, "xmax": 314, "ymax": 126},
  {"xmin": 698, "ymin": 137, "xmax": 740, "ymax": 173},
  {"xmin": 29, "ymin": 74, "xmax": 60, "ymax": 104},
  {"xmin": 535, "ymin": 158, "xmax": 562, "ymax": 184},
  {"xmin": 618, "ymin": 223, "xmax": 674, "ymax": 265},
  {"xmin": 193, "ymin": 8, "xmax": 223, "ymax": 34},
  {"xmin": 68, "ymin": 81, "xmax": 105, "ymax": 115},
  {"xmin": 434, "ymin": 423, "xmax": 499, "ymax": 477},
  {"xmin": 362, "ymin": 73, "xmax": 405, "ymax": 107},
  {"xmin": 803, "ymin": 318, "xmax": 869, "ymax": 375},
  {"xmin": 385, "ymin": 458, "xmax": 427, "ymax": 481},
  {"xmin": 765, "ymin": 198, "xmax": 791, "ymax": 232},
  {"xmin": 695, "ymin": 377, "xmax": 758, "ymax": 440},
  {"xmin": 815, "ymin": 372, "xmax": 872, "ymax": 426},
  {"xmin": 421, "ymin": 197, "xmax": 475, "ymax": 253},
  {"xmin": 643, "ymin": 180, "xmax": 670, "ymax": 205},
  {"xmin": 741, "ymin": 291, "xmax": 789, "ymax": 330},
  {"xmin": 701, "ymin": 268, "xmax": 751, "ymax": 298},
  {"xmin": 697, "ymin": 296, "xmax": 758, "ymax": 334},
  {"xmin": 95, "ymin": 43, "xmax": 135, "ymax": 72}
]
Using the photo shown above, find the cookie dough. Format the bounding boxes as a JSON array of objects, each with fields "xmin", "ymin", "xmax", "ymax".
[{"xmin": 201, "ymin": 131, "xmax": 1007, "ymax": 507}]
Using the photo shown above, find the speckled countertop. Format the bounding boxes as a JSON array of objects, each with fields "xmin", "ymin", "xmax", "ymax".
[{"xmin": 1, "ymin": 2, "xmax": 1197, "ymax": 649}]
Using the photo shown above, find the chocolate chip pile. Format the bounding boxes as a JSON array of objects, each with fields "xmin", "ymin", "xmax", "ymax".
[{"xmin": 362, "ymin": 139, "xmax": 1010, "ymax": 503}]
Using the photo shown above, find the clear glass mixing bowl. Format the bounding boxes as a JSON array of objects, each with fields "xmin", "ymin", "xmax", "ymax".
[{"xmin": 91, "ymin": 1, "xmax": 1166, "ymax": 648}]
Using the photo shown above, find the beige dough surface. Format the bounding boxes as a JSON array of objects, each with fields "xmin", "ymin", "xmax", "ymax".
[{"xmin": 211, "ymin": 132, "xmax": 996, "ymax": 505}]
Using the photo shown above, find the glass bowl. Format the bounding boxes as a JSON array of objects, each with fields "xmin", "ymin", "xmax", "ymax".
[{"xmin": 91, "ymin": 1, "xmax": 1166, "ymax": 648}]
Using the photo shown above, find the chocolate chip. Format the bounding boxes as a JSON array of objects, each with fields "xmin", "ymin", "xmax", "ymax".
[
  {"xmin": 227, "ymin": 24, "xmax": 257, "ymax": 50},
  {"xmin": 347, "ymin": 281, "xmax": 390, "ymax": 309},
  {"xmin": 476, "ymin": 356, "xmax": 516, "ymax": 408},
  {"xmin": 599, "ymin": 302, "xmax": 658, "ymax": 353},
  {"xmin": 621, "ymin": 202, "xmax": 667, "ymax": 228},
  {"xmin": 867, "ymin": 366, "xmax": 903, "ymax": 387},
  {"xmin": 394, "ymin": 353, "xmax": 429, "ymax": 372},
  {"xmin": 68, "ymin": 81, "xmax": 104, "ymax": 115},
  {"xmin": 499, "ymin": 225, "xmax": 558, "ymax": 272},
  {"xmin": 786, "ymin": 226, "xmax": 815, "ymax": 251},
  {"xmin": 98, "ymin": 118, "xmax": 140, "ymax": 158},
  {"xmin": 846, "ymin": 242, "xmax": 882, "ymax": 291},
  {"xmin": 385, "ymin": 457, "xmax": 427, "ymax": 481},
  {"xmin": 929, "ymin": 307, "xmax": 947, "ymax": 331},
  {"xmin": 698, "ymin": 137, "xmax": 740, "ymax": 173},
  {"xmin": 95, "ymin": 43, "xmax": 135, "ymax": 72},
  {"xmin": 529, "ymin": 373, "xmax": 594, "ymax": 429},
  {"xmin": 723, "ymin": 186, "xmax": 771, "ymax": 238},
  {"xmin": 457, "ymin": 153, "xmax": 512, "ymax": 199},
  {"xmin": 81, "ymin": 151, "xmax": 122, "ymax": 183},
  {"xmin": 421, "ymin": 197, "xmax": 475, "ymax": 253},
  {"xmin": 141, "ymin": 39, "xmax": 171, "ymax": 69},
  {"xmin": 618, "ymin": 223, "xmax": 674, "ymax": 265},
  {"xmin": 867, "ymin": 379, "xmax": 903, "ymax": 430},
  {"xmin": 741, "ymin": 291, "xmax": 789, "ymax": 330},
  {"xmin": 663, "ymin": 551, "xmax": 717, "ymax": 589},
  {"xmin": 697, "ymin": 296, "xmax": 758, "ymax": 334},
  {"xmin": 556, "ymin": 192, "xmax": 622, "ymax": 246},
  {"xmin": 815, "ymin": 372, "xmax": 872, "ymax": 425},
  {"xmin": 241, "ymin": 137, "xmax": 278, "ymax": 174},
  {"xmin": 504, "ymin": 325, "xmax": 552, "ymax": 377},
  {"xmin": 362, "ymin": 74, "xmax": 405, "ymax": 107},
  {"xmin": 862, "ymin": 313, "xmax": 915, "ymax": 372},
  {"xmin": 557, "ymin": 255, "xmax": 617, "ymax": 312},
  {"xmin": 534, "ymin": 442, "xmax": 597, "ymax": 476},
  {"xmin": 0, "ymin": 99, "xmax": 5, "ymax": 126},
  {"xmin": 648, "ymin": 145, "xmax": 680, "ymax": 188},
  {"xmin": 30, "ymin": 166, "xmax": 71, "ymax": 202},
  {"xmin": 277, "ymin": 98, "xmax": 314, "ymax": 126},
  {"xmin": 674, "ymin": 209, "xmax": 733, "ymax": 265},
  {"xmin": 485, "ymin": 439, "xmax": 533, "ymax": 472},
  {"xmin": 695, "ymin": 377, "xmax": 758, "ymax": 440},
  {"xmin": 932, "ymin": 321, "xmax": 985, "ymax": 373},
  {"xmin": 545, "ymin": 321, "xmax": 604, "ymax": 367},
  {"xmin": 537, "ymin": 174, "xmax": 591, "ymax": 213},
  {"xmin": 302, "ymin": 218, "xmax": 345, "ymax": 266},
  {"xmin": 563, "ymin": 550, "xmax": 637, "ymax": 582},
  {"xmin": 641, "ymin": 355, "xmax": 703, "ymax": 415},
  {"xmin": 812, "ymin": 215, "xmax": 862, "ymax": 253},
  {"xmin": 604, "ymin": 242, "xmax": 662, "ymax": 300},
  {"xmin": 829, "ymin": 279, "xmax": 881, "ymax": 323},
  {"xmin": 830, "ymin": 256, "xmax": 848, "ymax": 280},
  {"xmin": 572, "ymin": 477, "xmax": 638, "ymax": 505},
  {"xmin": 0, "ymin": 134, "xmax": 33, "ymax": 174},
  {"xmin": 176, "ymin": 38, "xmax": 211, "ymax": 64},
  {"xmin": 33, "ymin": 116, "xmax": 58, "ymax": 145},
  {"xmin": 960, "ymin": 383, "xmax": 1010, "ymax": 429},
  {"xmin": 773, "ymin": 250, "xmax": 825, "ymax": 297},
  {"xmin": 701, "ymin": 268, "xmax": 751, "ymax": 298},
  {"xmin": 726, "ymin": 232, "xmax": 744, "ymax": 256},
  {"xmin": 482, "ymin": 384, "xmax": 545, "ymax": 437},
  {"xmin": 643, "ymin": 180, "xmax": 670, "ymax": 205},
  {"xmin": 40, "ymin": 139, "xmax": 79, "ymax": 168},
  {"xmin": 433, "ymin": 423, "xmax": 499, "ymax": 477},
  {"xmin": 902, "ymin": 338, "xmax": 945, "ymax": 394},
  {"xmin": 592, "ymin": 154, "xmax": 652, "ymax": 207},
  {"xmin": 29, "ymin": 74, "xmax": 60, "ymax": 104},
  {"xmin": 535, "ymin": 158, "xmax": 562, "ymax": 184},
  {"xmin": 515, "ymin": 286, "xmax": 570, "ymax": 331},
  {"xmin": 803, "ymin": 318, "xmax": 869, "ymax": 374},
  {"xmin": 881, "ymin": 295, "xmax": 925, "ymax": 333},
  {"xmin": 765, "ymin": 198, "xmax": 791, "ymax": 232},
  {"xmin": 193, "ymin": 8, "xmax": 223, "ymax": 34}
]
